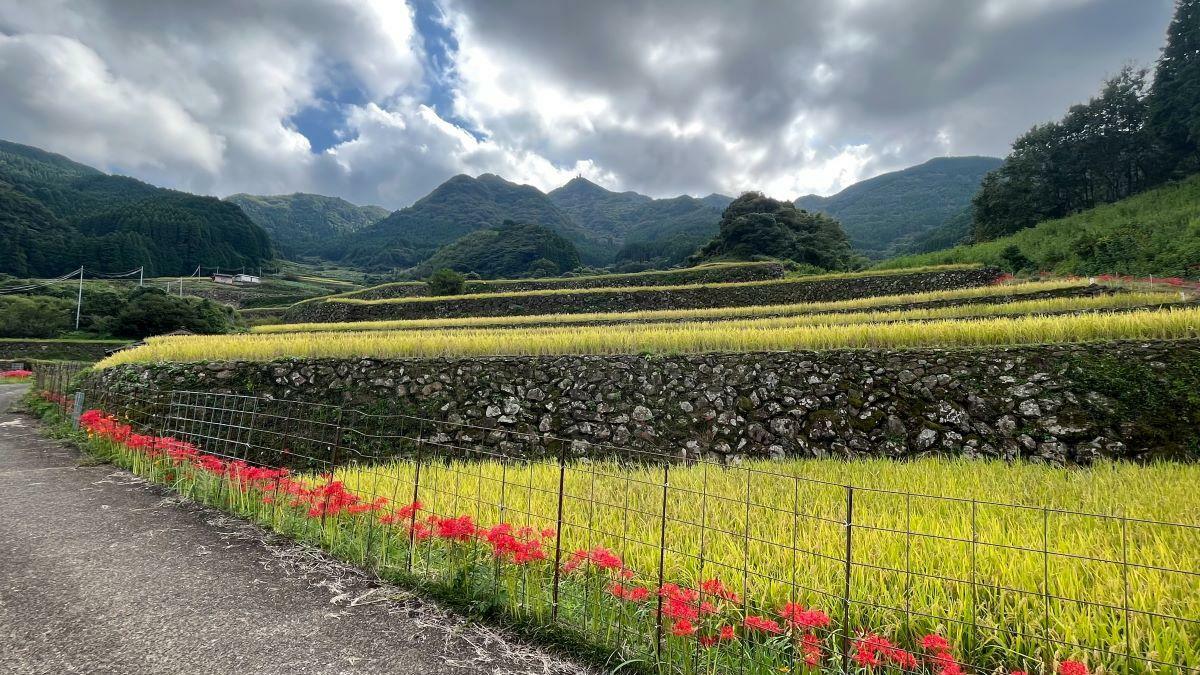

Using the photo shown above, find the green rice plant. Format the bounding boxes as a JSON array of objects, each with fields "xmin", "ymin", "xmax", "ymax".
[
  {"xmin": 258, "ymin": 279, "xmax": 1096, "ymax": 334},
  {"xmin": 98, "ymin": 305, "xmax": 1200, "ymax": 367}
]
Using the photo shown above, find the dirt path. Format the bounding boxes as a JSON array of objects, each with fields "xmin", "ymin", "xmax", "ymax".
[{"xmin": 0, "ymin": 384, "xmax": 589, "ymax": 675}]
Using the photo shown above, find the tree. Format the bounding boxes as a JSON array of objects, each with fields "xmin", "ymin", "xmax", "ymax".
[
  {"xmin": 1149, "ymin": 0, "xmax": 1200, "ymax": 176},
  {"xmin": 0, "ymin": 296, "xmax": 73, "ymax": 338},
  {"xmin": 691, "ymin": 192, "xmax": 857, "ymax": 270},
  {"xmin": 973, "ymin": 67, "xmax": 1155, "ymax": 241},
  {"xmin": 427, "ymin": 268, "xmax": 466, "ymax": 296},
  {"xmin": 112, "ymin": 288, "xmax": 234, "ymax": 338},
  {"xmin": 525, "ymin": 258, "xmax": 560, "ymax": 277}
]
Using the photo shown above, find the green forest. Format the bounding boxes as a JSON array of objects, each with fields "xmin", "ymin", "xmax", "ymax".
[{"xmin": 0, "ymin": 140, "xmax": 272, "ymax": 277}]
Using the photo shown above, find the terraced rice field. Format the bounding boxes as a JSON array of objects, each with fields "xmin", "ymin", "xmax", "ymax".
[{"xmin": 99, "ymin": 302, "xmax": 1200, "ymax": 366}]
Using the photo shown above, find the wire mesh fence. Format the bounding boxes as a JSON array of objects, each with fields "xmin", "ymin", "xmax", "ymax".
[{"xmin": 30, "ymin": 373, "xmax": 1200, "ymax": 675}]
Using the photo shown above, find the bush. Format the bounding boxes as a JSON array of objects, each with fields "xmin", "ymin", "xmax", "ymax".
[
  {"xmin": 0, "ymin": 295, "xmax": 74, "ymax": 337},
  {"xmin": 112, "ymin": 288, "xmax": 234, "ymax": 338},
  {"xmin": 427, "ymin": 268, "xmax": 466, "ymax": 296}
]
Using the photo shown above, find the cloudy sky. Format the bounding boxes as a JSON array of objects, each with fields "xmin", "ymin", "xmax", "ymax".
[{"xmin": 0, "ymin": 0, "xmax": 1175, "ymax": 208}]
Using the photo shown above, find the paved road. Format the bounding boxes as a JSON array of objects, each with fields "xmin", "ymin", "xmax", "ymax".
[{"xmin": 0, "ymin": 384, "xmax": 588, "ymax": 675}]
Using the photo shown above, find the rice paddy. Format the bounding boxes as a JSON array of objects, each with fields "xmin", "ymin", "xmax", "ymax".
[
  {"xmin": 99, "ymin": 304, "xmax": 1200, "ymax": 366},
  {"xmin": 258, "ymin": 278, "xmax": 1101, "ymax": 333}
]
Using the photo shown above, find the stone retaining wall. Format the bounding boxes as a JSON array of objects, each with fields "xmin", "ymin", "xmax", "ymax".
[
  {"xmin": 0, "ymin": 340, "xmax": 129, "ymax": 363},
  {"xmin": 90, "ymin": 339, "xmax": 1200, "ymax": 466},
  {"xmin": 286, "ymin": 267, "xmax": 1003, "ymax": 323}
]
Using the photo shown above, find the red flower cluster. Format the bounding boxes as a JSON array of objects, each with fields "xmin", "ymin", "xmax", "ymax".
[
  {"xmin": 853, "ymin": 633, "xmax": 918, "ymax": 670},
  {"xmin": 562, "ymin": 545, "xmax": 628, "ymax": 575},
  {"xmin": 39, "ymin": 390, "xmax": 70, "ymax": 406},
  {"xmin": 0, "ymin": 369, "xmax": 33, "ymax": 379},
  {"xmin": 1060, "ymin": 661, "xmax": 1089, "ymax": 675},
  {"xmin": 607, "ymin": 582, "xmax": 650, "ymax": 602},
  {"xmin": 921, "ymin": 633, "xmax": 962, "ymax": 675}
]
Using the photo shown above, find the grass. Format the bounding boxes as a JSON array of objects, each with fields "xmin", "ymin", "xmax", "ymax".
[
  {"xmin": 878, "ymin": 174, "xmax": 1200, "ymax": 278},
  {"xmin": 56, "ymin": 392, "xmax": 1200, "ymax": 674},
  {"xmin": 98, "ymin": 305, "xmax": 1200, "ymax": 367},
  {"xmin": 309, "ymin": 264, "xmax": 987, "ymax": 307},
  {"xmin": 257, "ymin": 279, "xmax": 1104, "ymax": 333}
]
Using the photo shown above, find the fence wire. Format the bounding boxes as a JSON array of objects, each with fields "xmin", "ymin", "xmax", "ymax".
[{"xmin": 28, "ymin": 372, "xmax": 1200, "ymax": 675}]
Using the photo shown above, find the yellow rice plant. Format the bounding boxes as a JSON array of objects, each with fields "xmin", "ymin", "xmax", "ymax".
[
  {"xmin": 331, "ymin": 456, "xmax": 1200, "ymax": 672},
  {"xmin": 256, "ymin": 283, "xmax": 1161, "ymax": 334},
  {"xmin": 100, "ymin": 305, "xmax": 1200, "ymax": 367}
]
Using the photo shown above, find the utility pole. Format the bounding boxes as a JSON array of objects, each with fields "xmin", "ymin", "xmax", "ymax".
[
  {"xmin": 139, "ymin": 266, "xmax": 144, "ymax": 286},
  {"xmin": 74, "ymin": 266, "xmax": 83, "ymax": 330},
  {"xmin": 179, "ymin": 276, "xmax": 184, "ymax": 298}
]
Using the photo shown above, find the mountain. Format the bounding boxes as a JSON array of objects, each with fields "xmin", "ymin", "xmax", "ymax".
[
  {"xmin": 0, "ymin": 140, "xmax": 272, "ymax": 277},
  {"xmin": 547, "ymin": 177, "xmax": 732, "ymax": 267},
  {"xmin": 795, "ymin": 156, "xmax": 1002, "ymax": 258},
  {"xmin": 331, "ymin": 173, "xmax": 609, "ymax": 270},
  {"xmin": 411, "ymin": 221, "xmax": 582, "ymax": 279},
  {"xmin": 878, "ymin": 172, "xmax": 1200, "ymax": 277},
  {"xmin": 225, "ymin": 192, "xmax": 387, "ymax": 259}
]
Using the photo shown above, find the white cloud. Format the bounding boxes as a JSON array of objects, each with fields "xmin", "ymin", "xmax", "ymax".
[{"xmin": 0, "ymin": 0, "xmax": 1178, "ymax": 209}]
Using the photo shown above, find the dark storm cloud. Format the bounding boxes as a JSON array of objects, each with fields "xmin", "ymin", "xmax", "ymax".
[{"xmin": 0, "ymin": 0, "xmax": 1177, "ymax": 205}]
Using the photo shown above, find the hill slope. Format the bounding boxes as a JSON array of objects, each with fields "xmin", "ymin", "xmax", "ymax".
[
  {"xmin": 547, "ymin": 177, "xmax": 731, "ymax": 265},
  {"xmin": 795, "ymin": 156, "xmax": 1002, "ymax": 258},
  {"xmin": 877, "ymin": 173, "xmax": 1200, "ymax": 276},
  {"xmin": 332, "ymin": 174, "xmax": 609, "ymax": 270},
  {"xmin": 411, "ymin": 222, "xmax": 582, "ymax": 279},
  {"xmin": 0, "ymin": 140, "xmax": 272, "ymax": 277},
  {"xmin": 226, "ymin": 193, "xmax": 387, "ymax": 259}
]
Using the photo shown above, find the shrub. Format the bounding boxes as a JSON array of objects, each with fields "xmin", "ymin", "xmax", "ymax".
[
  {"xmin": 112, "ymin": 288, "xmax": 234, "ymax": 338},
  {"xmin": 427, "ymin": 268, "xmax": 466, "ymax": 296}
]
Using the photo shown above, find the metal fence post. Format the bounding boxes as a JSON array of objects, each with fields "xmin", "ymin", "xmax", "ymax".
[
  {"xmin": 654, "ymin": 460, "xmax": 670, "ymax": 658},
  {"xmin": 841, "ymin": 485, "xmax": 855, "ymax": 673},
  {"xmin": 406, "ymin": 420, "xmax": 424, "ymax": 575},
  {"xmin": 550, "ymin": 440, "xmax": 568, "ymax": 622},
  {"xmin": 71, "ymin": 390, "xmax": 84, "ymax": 430}
]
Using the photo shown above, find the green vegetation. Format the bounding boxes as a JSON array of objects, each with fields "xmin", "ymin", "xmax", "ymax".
[
  {"xmin": 225, "ymin": 193, "xmax": 387, "ymax": 259},
  {"xmin": 411, "ymin": 221, "xmax": 582, "ymax": 279},
  {"xmin": 0, "ymin": 295, "xmax": 75, "ymax": 338},
  {"xmin": 547, "ymin": 176, "xmax": 729, "ymax": 267},
  {"xmin": 0, "ymin": 140, "xmax": 272, "ymax": 277},
  {"xmin": 970, "ymin": 3, "xmax": 1200, "ymax": 245},
  {"xmin": 98, "ymin": 306, "xmax": 1200, "ymax": 366},
  {"xmin": 795, "ymin": 156, "xmax": 1001, "ymax": 258},
  {"xmin": 693, "ymin": 193, "xmax": 858, "ymax": 270},
  {"xmin": 426, "ymin": 268, "xmax": 466, "ymax": 297},
  {"xmin": 878, "ymin": 174, "xmax": 1200, "ymax": 276},
  {"xmin": 111, "ymin": 288, "xmax": 235, "ymax": 338},
  {"xmin": 330, "ymin": 173, "xmax": 609, "ymax": 269}
]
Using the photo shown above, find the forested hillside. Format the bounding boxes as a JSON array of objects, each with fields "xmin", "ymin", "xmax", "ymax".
[
  {"xmin": 879, "ymin": 173, "xmax": 1200, "ymax": 277},
  {"xmin": 795, "ymin": 156, "xmax": 1000, "ymax": 258},
  {"xmin": 0, "ymin": 140, "xmax": 272, "ymax": 276},
  {"xmin": 547, "ymin": 177, "xmax": 730, "ymax": 267},
  {"xmin": 411, "ymin": 221, "xmax": 582, "ymax": 279},
  {"xmin": 331, "ymin": 174, "xmax": 609, "ymax": 270},
  {"xmin": 226, "ymin": 193, "xmax": 386, "ymax": 259}
]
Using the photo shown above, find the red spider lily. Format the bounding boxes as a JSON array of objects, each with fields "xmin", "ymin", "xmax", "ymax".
[
  {"xmin": 698, "ymin": 635, "xmax": 718, "ymax": 648},
  {"xmin": 742, "ymin": 615, "xmax": 783, "ymax": 635},
  {"xmin": 479, "ymin": 522, "xmax": 549, "ymax": 564},
  {"xmin": 778, "ymin": 603, "xmax": 831, "ymax": 629},
  {"xmin": 719, "ymin": 624, "xmax": 736, "ymax": 641},
  {"xmin": 0, "ymin": 369, "xmax": 33, "ymax": 378},
  {"xmin": 562, "ymin": 546, "xmax": 625, "ymax": 575},
  {"xmin": 430, "ymin": 514, "xmax": 478, "ymax": 541},
  {"xmin": 922, "ymin": 634, "xmax": 952, "ymax": 653},
  {"xmin": 853, "ymin": 633, "xmax": 917, "ymax": 669},
  {"xmin": 607, "ymin": 582, "xmax": 650, "ymax": 602},
  {"xmin": 671, "ymin": 618, "xmax": 697, "ymax": 637},
  {"xmin": 801, "ymin": 632, "xmax": 823, "ymax": 667},
  {"xmin": 1011, "ymin": 671, "xmax": 1029, "ymax": 675},
  {"xmin": 1060, "ymin": 662, "xmax": 1089, "ymax": 675},
  {"xmin": 699, "ymin": 578, "xmax": 741, "ymax": 604}
]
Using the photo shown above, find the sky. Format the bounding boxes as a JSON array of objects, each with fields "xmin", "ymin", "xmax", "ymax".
[{"xmin": 0, "ymin": 0, "xmax": 1176, "ymax": 209}]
